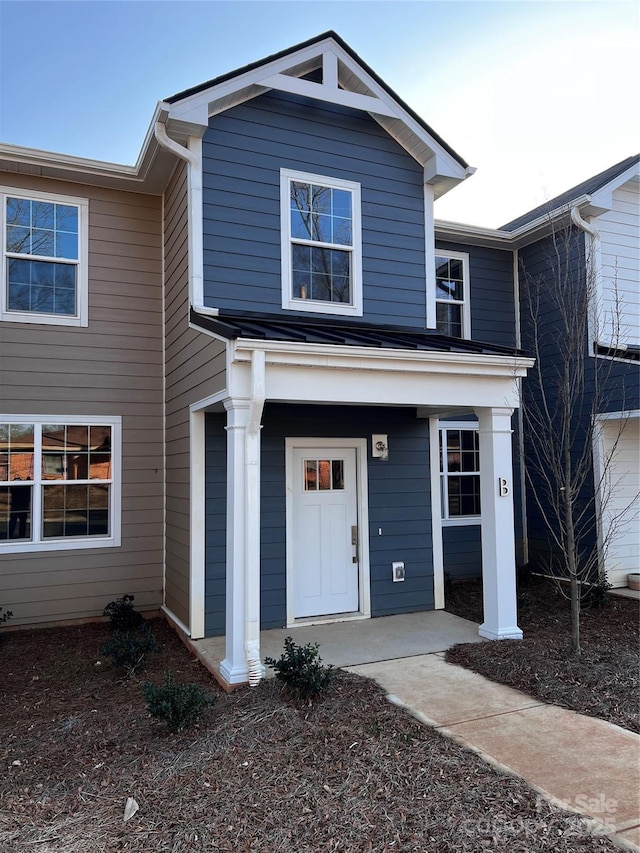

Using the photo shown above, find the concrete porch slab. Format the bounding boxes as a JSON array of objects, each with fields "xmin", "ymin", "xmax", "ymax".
[{"xmin": 191, "ymin": 610, "xmax": 483, "ymax": 678}]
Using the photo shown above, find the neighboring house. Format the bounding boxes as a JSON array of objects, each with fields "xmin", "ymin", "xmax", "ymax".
[
  {"xmin": 1, "ymin": 32, "xmax": 634, "ymax": 686},
  {"xmin": 501, "ymin": 156, "xmax": 640, "ymax": 588}
]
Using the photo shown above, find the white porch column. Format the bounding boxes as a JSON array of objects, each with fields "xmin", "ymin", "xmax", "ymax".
[
  {"xmin": 220, "ymin": 399, "xmax": 251, "ymax": 684},
  {"xmin": 476, "ymin": 406, "xmax": 522, "ymax": 640}
]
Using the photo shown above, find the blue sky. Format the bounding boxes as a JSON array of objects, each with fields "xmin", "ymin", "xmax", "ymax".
[{"xmin": 0, "ymin": 1, "xmax": 637, "ymax": 226}]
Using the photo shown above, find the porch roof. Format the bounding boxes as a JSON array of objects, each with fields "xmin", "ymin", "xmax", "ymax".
[{"xmin": 191, "ymin": 308, "xmax": 524, "ymax": 358}]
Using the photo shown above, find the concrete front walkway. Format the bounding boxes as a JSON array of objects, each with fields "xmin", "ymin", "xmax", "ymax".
[{"xmin": 347, "ymin": 654, "xmax": 640, "ymax": 851}]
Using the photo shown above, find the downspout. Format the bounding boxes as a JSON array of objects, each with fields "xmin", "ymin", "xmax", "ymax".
[
  {"xmin": 571, "ymin": 204, "xmax": 602, "ymax": 355},
  {"xmin": 570, "ymin": 205, "xmax": 598, "ymax": 240},
  {"xmin": 245, "ymin": 349, "xmax": 266, "ymax": 686},
  {"xmin": 514, "ymin": 247, "xmax": 529, "ymax": 567},
  {"xmin": 154, "ymin": 119, "xmax": 210, "ymax": 313},
  {"xmin": 154, "ymin": 120, "xmax": 199, "ymax": 168}
]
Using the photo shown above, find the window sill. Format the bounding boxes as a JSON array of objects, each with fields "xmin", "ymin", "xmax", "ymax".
[
  {"xmin": 0, "ymin": 310, "xmax": 86, "ymax": 327},
  {"xmin": 0, "ymin": 535, "xmax": 120, "ymax": 555},
  {"xmin": 283, "ymin": 299, "xmax": 363, "ymax": 318},
  {"xmin": 441, "ymin": 517, "xmax": 482, "ymax": 527}
]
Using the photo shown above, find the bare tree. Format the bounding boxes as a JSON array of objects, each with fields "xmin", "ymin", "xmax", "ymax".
[{"xmin": 520, "ymin": 213, "xmax": 637, "ymax": 654}]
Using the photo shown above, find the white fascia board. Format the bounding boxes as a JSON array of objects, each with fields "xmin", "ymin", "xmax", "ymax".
[
  {"xmin": 0, "ymin": 101, "xmax": 167, "ymax": 185},
  {"xmin": 424, "ymin": 153, "xmax": 469, "ymax": 186},
  {"xmin": 231, "ymin": 337, "xmax": 533, "ymax": 377},
  {"xmin": 436, "ymin": 193, "xmax": 596, "ymax": 248},
  {"xmin": 588, "ymin": 162, "xmax": 640, "ymax": 213},
  {"xmin": 0, "ymin": 142, "xmax": 142, "ymax": 180},
  {"xmin": 435, "ymin": 219, "xmax": 514, "ymax": 246}
]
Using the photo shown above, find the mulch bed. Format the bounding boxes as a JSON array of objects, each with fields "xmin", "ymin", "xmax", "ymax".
[
  {"xmin": 445, "ymin": 576, "xmax": 639, "ymax": 733},
  {"xmin": 0, "ymin": 617, "xmax": 622, "ymax": 852}
]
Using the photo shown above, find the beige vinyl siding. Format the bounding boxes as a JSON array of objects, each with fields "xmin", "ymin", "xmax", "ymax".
[
  {"xmin": 163, "ymin": 164, "xmax": 226, "ymax": 630},
  {"xmin": 0, "ymin": 172, "xmax": 164, "ymax": 626},
  {"xmin": 597, "ymin": 180, "xmax": 640, "ymax": 347}
]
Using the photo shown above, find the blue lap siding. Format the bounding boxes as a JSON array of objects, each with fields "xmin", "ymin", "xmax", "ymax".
[
  {"xmin": 519, "ymin": 230, "xmax": 639, "ymax": 573},
  {"xmin": 204, "ymin": 404, "xmax": 434, "ymax": 635},
  {"xmin": 202, "ymin": 90, "xmax": 426, "ymax": 325}
]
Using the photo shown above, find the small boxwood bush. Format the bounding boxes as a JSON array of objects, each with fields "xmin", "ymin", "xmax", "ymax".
[
  {"xmin": 100, "ymin": 625, "xmax": 157, "ymax": 677},
  {"xmin": 0, "ymin": 607, "xmax": 12, "ymax": 626},
  {"xmin": 142, "ymin": 669, "xmax": 214, "ymax": 731},
  {"xmin": 103, "ymin": 594, "xmax": 144, "ymax": 632},
  {"xmin": 264, "ymin": 636, "xmax": 335, "ymax": 701}
]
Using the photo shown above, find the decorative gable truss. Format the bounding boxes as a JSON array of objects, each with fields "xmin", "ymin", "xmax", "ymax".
[{"xmin": 155, "ymin": 32, "xmax": 474, "ymax": 324}]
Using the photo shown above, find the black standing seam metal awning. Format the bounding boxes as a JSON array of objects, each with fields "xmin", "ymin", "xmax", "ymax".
[{"xmin": 190, "ymin": 308, "xmax": 525, "ymax": 357}]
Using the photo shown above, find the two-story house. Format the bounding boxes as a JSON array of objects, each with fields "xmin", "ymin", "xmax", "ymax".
[
  {"xmin": 10, "ymin": 31, "xmax": 618, "ymax": 688},
  {"xmin": 503, "ymin": 156, "xmax": 639, "ymax": 589}
]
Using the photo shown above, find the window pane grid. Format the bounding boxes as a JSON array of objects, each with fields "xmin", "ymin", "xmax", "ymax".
[
  {"xmin": 289, "ymin": 178, "xmax": 354, "ymax": 306},
  {"xmin": 440, "ymin": 428, "xmax": 481, "ymax": 520},
  {"xmin": 4, "ymin": 195, "xmax": 80, "ymax": 319},
  {"xmin": 304, "ymin": 459, "xmax": 345, "ymax": 491},
  {"xmin": 0, "ymin": 421, "xmax": 113, "ymax": 546},
  {"xmin": 435, "ymin": 253, "xmax": 467, "ymax": 338}
]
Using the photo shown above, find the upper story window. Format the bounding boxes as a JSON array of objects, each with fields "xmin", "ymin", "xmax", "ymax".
[
  {"xmin": 0, "ymin": 415, "xmax": 121, "ymax": 554},
  {"xmin": 435, "ymin": 250, "xmax": 470, "ymax": 339},
  {"xmin": 281, "ymin": 169, "xmax": 362, "ymax": 317},
  {"xmin": 440, "ymin": 424, "xmax": 481, "ymax": 523},
  {"xmin": 1, "ymin": 188, "xmax": 88, "ymax": 327}
]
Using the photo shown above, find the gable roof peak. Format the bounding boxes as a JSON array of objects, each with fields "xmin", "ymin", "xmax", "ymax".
[{"xmin": 161, "ymin": 32, "xmax": 470, "ymax": 197}]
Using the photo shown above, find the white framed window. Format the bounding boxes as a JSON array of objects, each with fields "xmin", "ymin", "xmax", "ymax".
[
  {"xmin": 0, "ymin": 415, "xmax": 121, "ymax": 553},
  {"xmin": 1, "ymin": 187, "xmax": 88, "ymax": 327},
  {"xmin": 280, "ymin": 168, "xmax": 362, "ymax": 316},
  {"xmin": 439, "ymin": 422, "xmax": 481, "ymax": 524},
  {"xmin": 435, "ymin": 250, "xmax": 470, "ymax": 339}
]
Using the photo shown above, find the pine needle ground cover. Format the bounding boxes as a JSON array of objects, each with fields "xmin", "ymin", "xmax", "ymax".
[
  {"xmin": 446, "ymin": 577, "xmax": 639, "ymax": 733},
  {"xmin": 1, "ymin": 617, "xmax": 623, "ymax": 852}
]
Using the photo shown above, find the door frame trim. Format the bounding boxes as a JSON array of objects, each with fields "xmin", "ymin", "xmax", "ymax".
[{"xmin": 285, "ymin": 437, "xmax": 371, "ymax": 627}]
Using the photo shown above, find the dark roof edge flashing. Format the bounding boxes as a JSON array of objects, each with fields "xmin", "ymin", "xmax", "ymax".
[{"xmin": 190, "ymin": 307, "xmax": 524, "ymax": 358}]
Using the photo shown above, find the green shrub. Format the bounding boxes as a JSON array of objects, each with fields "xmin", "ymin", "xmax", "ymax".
[
  {"xmin": 103, "ymin": 594, "xmax": 145, "ymax": 631},
  {"xmin": 100, "ymin": 625, "xmax": 157, "ymax": 677},
  {"xmin": 264, "ymin": 636, "xmax": 335, "ymax": 701},
  {"xmin": 142, "ymin": 669, "xmax": 214, "ymax": 731},
  {"xmin": 0, "ymin": 607, "xmax": 13, "ymax": 626},
  {"xmin": 582, "ymin": 574, "xmax": 613, "ymax": 609}
]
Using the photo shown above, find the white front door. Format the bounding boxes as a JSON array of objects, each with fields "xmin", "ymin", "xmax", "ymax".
[{"xmin": 290, "ymin": 445, "xmax": 359, "ymax": 618}]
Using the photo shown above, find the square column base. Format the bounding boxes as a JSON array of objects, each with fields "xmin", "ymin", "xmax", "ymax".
[
  {"xmin": 220, "ymin": 658, "xmax": 250, "ymax": 686},
  {"xmin": 479, "ymin": 623, "xmax": 523, "ymax": 640}
]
